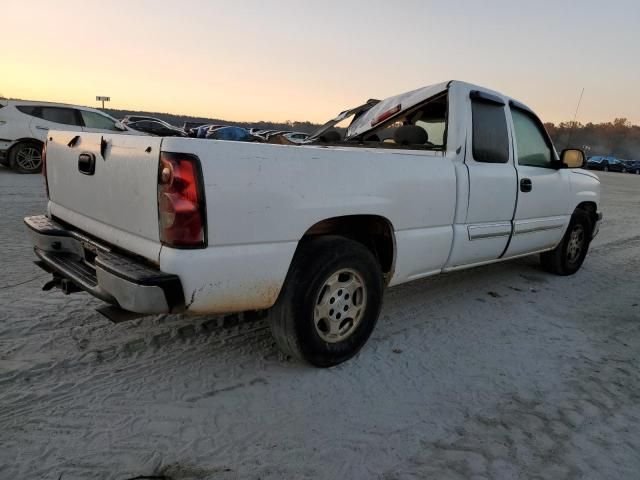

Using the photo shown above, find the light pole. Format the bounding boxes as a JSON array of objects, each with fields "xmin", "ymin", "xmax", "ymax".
[{"xmin": 96, "ymin": 96, "xmax": 110, "ymax": 109}]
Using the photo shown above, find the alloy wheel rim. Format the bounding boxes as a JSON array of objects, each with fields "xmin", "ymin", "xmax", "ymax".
[
  {"xmin": 567, "ymin": 224, "xmax": 585, "ymax": 264},
  {"xmin": 16, "ymin": 147, "xmax": 42, "ymax": 171},
  {"xmin": 313, "ymin": 268, "xmax": 367, "ymax": 343}
]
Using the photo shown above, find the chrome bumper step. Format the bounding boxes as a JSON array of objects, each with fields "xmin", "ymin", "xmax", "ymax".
[{"xmin": 25, "ymin": 215, "xmax": 185, "ymax": 315}]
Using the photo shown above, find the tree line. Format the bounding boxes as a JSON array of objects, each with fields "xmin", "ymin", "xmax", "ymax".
[{"xmin": 545, "ymin": 118, "xmax": 640, "ymax": 160}]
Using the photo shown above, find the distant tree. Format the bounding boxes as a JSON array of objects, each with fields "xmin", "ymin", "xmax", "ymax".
[{"xmin": 548, "ymin": 118, "xmax": 640, "ymax": 160}]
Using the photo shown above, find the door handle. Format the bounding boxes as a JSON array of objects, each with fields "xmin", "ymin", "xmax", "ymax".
[
  {"xmin": 520, "ymin": 178, "xmax": 532, "ymax": 192},
  {"xmin": 36, "ymin": 126, "xmax": 49, "ymax": 131},
  {"xmin": 78, "ymin": 152, "xmax": 96, "ymax": 175}
]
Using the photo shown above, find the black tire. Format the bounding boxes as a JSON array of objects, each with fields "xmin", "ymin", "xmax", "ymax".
[
  {"xmin": 268, "ymin": 235, "xmax": 384, "ymax": 367},
  {"xmin": 603, "ymin": 164, "xmax": 609, "ymax": 172},
  {"xmin": 9, "ymin": 141, "xmax": 43, "ymax": 173},
  {"xmin": 540, "ymin": 210, "xmax": 592, "ymax": 276}
]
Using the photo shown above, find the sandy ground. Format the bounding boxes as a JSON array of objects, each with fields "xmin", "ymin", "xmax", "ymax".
[{"xmin": 1, "ymin": 169, "xmax": 639, "ymax": 480}]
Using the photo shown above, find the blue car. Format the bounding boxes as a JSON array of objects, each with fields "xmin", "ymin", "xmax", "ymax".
[
  {"xmin": 205, "ymin": 126, "xmax": 258, "ymax": 142},
  {"xmin": 586, "ymin": 156, "xmax": 627, "ymax": 173}
]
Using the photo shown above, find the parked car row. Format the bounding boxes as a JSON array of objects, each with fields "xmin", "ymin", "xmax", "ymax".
[
  {"xmin": 122, "ymin": 116, "xmax": 187, "ymax": 137},
  {"xmin": 586, "ymin": 155, "xmax": 640, "ymax": 174},
  {"xmin": 0, "ymin": 99, "xmax": 313, "ymax": 174},
  {"xmin": 2, "ymin": 96, "xmax": 636, "ymax": 178},
  {"xmin": 254, "ymin": 130, "xmax": 310, "ymax": 144},
  {"xmin": 186, "ymin": 124, "xmax": 310, "ymax": 144},
  {"xmin": 134, "ymin": 119, "xmax": 312, "ymax": 144}
]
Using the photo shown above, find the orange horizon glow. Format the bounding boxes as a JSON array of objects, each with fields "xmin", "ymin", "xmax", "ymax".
[{"xmin": 3, "ymin": 0, "xmax": 639, "ymax": 125}]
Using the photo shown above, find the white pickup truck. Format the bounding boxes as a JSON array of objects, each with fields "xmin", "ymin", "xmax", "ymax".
[{"xmin": 25, "ymin": 80, "xmax": 602, "ymax": 367}]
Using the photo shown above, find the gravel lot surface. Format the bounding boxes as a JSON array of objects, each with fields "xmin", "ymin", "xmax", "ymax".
[{"xmin": 1, "ymin": 168, "xmax": 639, "ymax": 480}]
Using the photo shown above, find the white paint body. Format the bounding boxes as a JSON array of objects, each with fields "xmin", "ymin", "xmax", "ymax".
[{"xmin": 44, "ymin": 81, "xmax": 601, "ymax": 314}]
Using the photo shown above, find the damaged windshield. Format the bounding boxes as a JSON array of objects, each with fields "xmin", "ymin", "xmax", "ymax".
[
  {"xmin": 356, "ymin": 92, "xmax": 448, "ymax": 148},
  {"xmin": 307, "ymin": 88, "xmax": 448, "ymax": 150},
  {"xmin": 307, "ymin": 99, "xmax": 380, "ymax": 142}
]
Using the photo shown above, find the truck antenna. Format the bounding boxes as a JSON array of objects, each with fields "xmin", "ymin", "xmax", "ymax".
[{"xmin": 567, "ymin": 87, "xmax": 584, "ymax": 145}]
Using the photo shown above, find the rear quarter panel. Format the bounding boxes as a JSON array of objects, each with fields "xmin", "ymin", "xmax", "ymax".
[{"xmin": 159, "ymin": 138, "xmax": 458, "ymax": 313}]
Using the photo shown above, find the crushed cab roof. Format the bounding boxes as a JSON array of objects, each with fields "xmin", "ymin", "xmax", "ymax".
[{"xmin": 346, "ymin": 81, "xmax": 450, "ymax": 138}]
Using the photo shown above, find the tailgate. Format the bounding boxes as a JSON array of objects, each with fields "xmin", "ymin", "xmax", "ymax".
[{"xmin": 46, "ymin": 131, "xmax": 164, "ymax": 262}]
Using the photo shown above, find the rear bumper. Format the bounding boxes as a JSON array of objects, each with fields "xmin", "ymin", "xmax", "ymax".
[{"xmin": 24, "ymin": 215, "xmax": 185, "ymax": 314}]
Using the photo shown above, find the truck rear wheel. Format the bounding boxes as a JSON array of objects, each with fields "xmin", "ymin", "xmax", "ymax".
[
  {"xmin": 540, "ymin": 210, "xmax": 592, "ymax": 276},
  {"xmin": 268, "ymin": 236, "xmax": 384, "ymax": 367}
]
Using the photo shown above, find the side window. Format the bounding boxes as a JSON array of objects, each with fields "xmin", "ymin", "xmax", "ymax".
[
  {"xmin": 80, "ymin": 110, "xmax": 119, "ymax": 130},
  {"xmin": 511, "ymin": 108, "xmax": 553, "ymax": 168},
  {"xmin": 16, "ymin": 105, "xmax": 38, "ymax": 116},
  {"xmin": 133, "ymin": 121, "xmax": 155, "ymax": 131},
  {"xmin": 39, "ymin": 107, "xmax": 79, "ymax": 126},
  {"xmin": 471, "ymin": 99, "xmax": 509, "ymax": 163}
]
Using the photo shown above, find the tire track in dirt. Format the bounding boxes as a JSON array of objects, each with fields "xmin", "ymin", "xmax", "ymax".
[{"xmin": 2, "ymin": 170, "xmax": 640, "ymax": 479}]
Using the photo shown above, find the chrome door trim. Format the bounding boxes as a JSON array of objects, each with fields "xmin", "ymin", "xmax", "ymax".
[{"xmin": 467, "ymin": 222, "xmax": 512, "ymax": 241}]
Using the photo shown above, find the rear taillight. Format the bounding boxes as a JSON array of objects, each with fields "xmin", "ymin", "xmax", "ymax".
[
  {"xmin": 157, "ymin": 152, "xmax": 206, "ymax": 248},
  {"xmin": 42, "ymin": 141, "xmax": 49, "ymax": 198}
]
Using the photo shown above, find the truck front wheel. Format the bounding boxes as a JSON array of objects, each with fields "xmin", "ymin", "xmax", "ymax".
[
  {"xmin": 540, "ymin": 210, "xmax": 592, "ymax": 276},
  {"xmin": 269, "ymin": 236, "xmax": 384, "ymax": 367}
]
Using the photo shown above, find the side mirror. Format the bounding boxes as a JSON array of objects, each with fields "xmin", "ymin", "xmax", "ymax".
[
  {"xmin": 114, "ymin": 121, "xmax": 127, "ymax": 131},
  {"xmin": 561, "ymin": 148, "xmax": 585, "ymax": 169}
]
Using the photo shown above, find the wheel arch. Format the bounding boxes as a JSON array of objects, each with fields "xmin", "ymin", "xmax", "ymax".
[
  {"xmin": 10, "ymin": 137, "xmax": 44, "ymax": 149},
  {"xmin": 298, "ymin": 214, "xmax": 397, "ymax": 284},
  {"xmin": 574, "ymin": 201, "xmax": 598, "ymax": 233},
  {"xmin": 8, "ymin": 137, "xmax": 44, "ymax": 157}
]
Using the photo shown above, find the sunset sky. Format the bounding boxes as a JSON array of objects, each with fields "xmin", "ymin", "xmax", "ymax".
[{"xmin": 3, "ymin": 0, "xmax": 639, "ymax": 124}]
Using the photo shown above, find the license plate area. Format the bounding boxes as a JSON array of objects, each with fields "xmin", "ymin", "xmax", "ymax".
[{"xmin": 81, "ymin": 240, "xmax": 100, "ymax": 266}]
